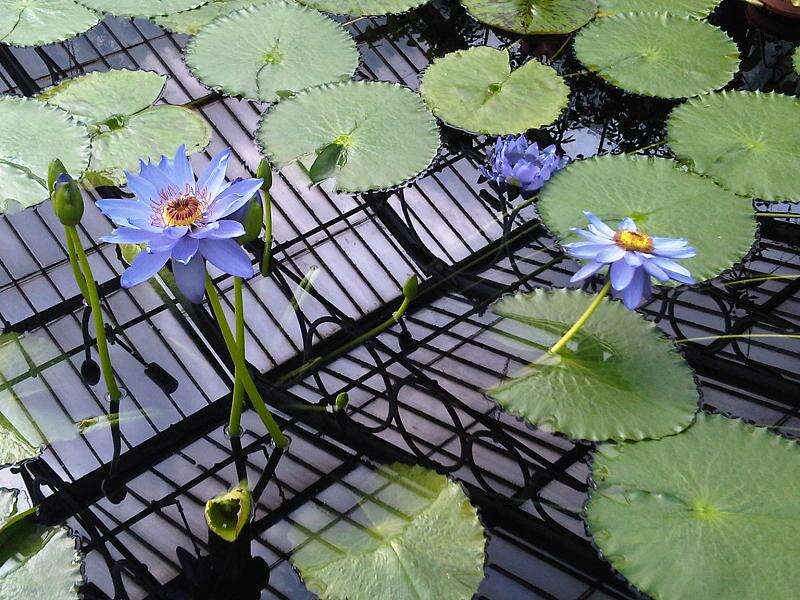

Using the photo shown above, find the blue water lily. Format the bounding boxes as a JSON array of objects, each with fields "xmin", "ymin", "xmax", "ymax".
[
  {"xmin": 481, "ymin": 135, "xmax": 568, "ymax": 197},
  {"xmin": 565, "ymin": 212, "xmax": 696, "ymax": 309},
  {"xmin": 98, "ymin": 146, "xmax": 261, "ymax": 303}
]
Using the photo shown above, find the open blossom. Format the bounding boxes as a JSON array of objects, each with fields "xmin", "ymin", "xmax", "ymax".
[
  {"xmin": 481, "ymin": 135, "xmax": 568, "ymax": 197},
  {"xmin": 98, "ymin": 146, "xmax": 260, "ymax": 303},
  {"xmin": 565, "ymin": 212, "xmax": 696, "ymax": 309}
]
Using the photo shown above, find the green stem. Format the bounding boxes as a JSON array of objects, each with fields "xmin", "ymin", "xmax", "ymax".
[
  {"xmin": 67, "ymin": 226, "xmax": 122, "ymax": 401},
  {"xmin": 261, "ymin": 189, "xmax": 273, "ymax": 277},
  {"xmin": 204, "ymin": 276, "xmax": 288, "ymax": 448},
  {"xmin": 548, "ymin": 281, "xmax": 612, "ymax": 355},
  {"xmin": 722, "ymin": 274, "xmax": 800, "ymax": 287},
  {"xmin": 65, "ymin": 230, "xmax": 89, "ymax": 301},
  {"xmin": 229, "ymin": 277, "xmax": 246, "ymax": 436},
  {"xmin": 754, "ymin": 212, "xmax": 800, "ymax": 218},
  {"xmin": 676, "ymin": 333, "xmax": 800, "ymax": 344}
]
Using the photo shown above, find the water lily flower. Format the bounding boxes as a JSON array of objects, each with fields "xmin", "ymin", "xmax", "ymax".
[
  {"xmin": 481, "ymin": 135, "xmax": 568, "ymax": 197},
  {"xmin": 565, "ymin": 212, "xmax": 696, "ymax": 310},
  {"xmin": 98, "ymin": 146, "xmax": 261, "ymax": 303}
]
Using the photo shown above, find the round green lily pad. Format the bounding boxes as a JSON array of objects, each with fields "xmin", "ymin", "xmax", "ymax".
[
  {"xmin": 0, "ymin": 97, "xmax": 90, "ymax": 213},
  {"xmin": 259, "ymin": 81, "xmax": 440, "ymax": 193},
  {"xmin": 299, "ymin": 0, "xmax": 429, "ymax": 15},
  {"xmin": 587, "ymin": 412, "xmax": 800, "ymax": 599},
  {"xmin": 597, "ymin": 0, "xmax": 722, "ymax": 17},
  {"xmin": 574, "ymin": 13, "xmax": 739, "ymax": 98},
  {"xmin": 0, "ymin": 0, "xmax": 100, "ymax": 46},
  {"xmin": 185, "ymin": 2, "xmax": 358, "ymax": 102},
  {"xmin": 488, "ymin": 288, "xmax": 698, "ymax": 442},
  {"xmin": 460, "ymin": 0, "xmax": 597, "ymax": 35},
  {"xmin": 154, "ymin": 0, "xmax": 271, "ymax": 34},
  {"xmin": 291, "ymin": 463, "xmax": 486, "ymax": 600},
  {"xmin": 77, "ymin": 0, "xmax": 205, "ymax": 17},
  {"xmin": 667, "ymin": 91, "xmax": 800, "ymax": 202},
  {"xmin": 420, "ymin": 46, "xmax": 569, "ymax": 135},
  {"xmin": 538, "ymin": 155, "xmax": 756, "ymax": 283}
]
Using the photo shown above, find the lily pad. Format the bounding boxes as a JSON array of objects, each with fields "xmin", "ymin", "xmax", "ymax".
[
  {"xmin": 538, "ymin": 155, "xmax": 756, "ymax": 283},
  {"xmin": 488, "ymin": 288, "xmax": 698, "ymax": 442},
  {"xmin": 185, "ymin": 2, "xmax": 358, "ymax": 102},
  {"xmin": 460, "ymin": 0, "xmax": 597, "ymax": 35},
  {"xmin": 154, "ymin": 0, "xmax": 272, "ymax": 34},
  {"xmin": 0, "ymin": 489, "xmax": 83, "ymax": 600},
  {"xmin": 420, "ymin": 46, "xmax": 569, "ymax": 135},
  {"xmin": 291, "ymin": 463, "xmax": 486, "ymax": 600},
  {"xmin": 586, "ymin": 412, "xmax": 800, "ymax": 599},
  {"xmin": 259, "ymin": 81, "xmax": 440, "ymax": 192},
  {"xmin": 795, "ymin": 47, "xmax": 799, "ymax": 73},
  {"xmin": 596, "ymin": 0, "xmax": 722, "ymax": 17},
  {"xmin": 77, "ymin": 0, "xmax": 206, "ymax": 17},
  {"xmin": 299, "ymin": 0, "xmax": 429, "ymax": 15},
  {"xmin": 0, "ymin": 96, "xmax": 90, "ymax": 213},
  {"xmin": 574, "ymin": 13, "xmax": 739, "ymax": 98},
  {"xmin": 0, "ymin": 0, "xmax": 100, "ymax": 46},
  {"xmin": 0, "ymin": 408, "xmax": 40, "ymax": 468},
  {"xmin": 667, "ymin": 91, "xmax": 800, "ymax": 202}
]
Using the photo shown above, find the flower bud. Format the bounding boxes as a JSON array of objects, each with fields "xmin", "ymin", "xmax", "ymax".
[
  {"xmin": 256, "ymin": 159, "xmax": 273, "ymax": 192},
  {"xmin": 47, "ymin": 158, "xmax": 68, "ymax": 197},
  {"xmin": 236, "ymin": 198, "xmax": 263, "ymax": 244},
  {"xmin": 403, "ymin": 274, "xmax": 419, "ymax": 300},
  {"xmin": 52, "ymin": 173, "xmax": 84, "ymax": 226}
]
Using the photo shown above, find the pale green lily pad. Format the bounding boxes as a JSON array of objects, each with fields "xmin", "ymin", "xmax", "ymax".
[
  {"xmin": 460, "ymin": 0, "xmax": 597, "ymax": 35},
  {"xmin": 0, "ymin": 97, "xmax": 90, "ymax": 213},
  {"xmin": 597, "ymin": 0, "xmax": 722, "ymax": 17},
  {"xmin": 538, "ymin": 155, "xmax": 756, "ymax": 283},
  {"xmin": 299, "ymin": 0, "xmax": 428, "ymax": 15},
  {"xmin": 0, "ymin": 408, "xmax": 40, "ymax": 468},
  {"xmin": 488, "ymin": 289, "xmax": 698, "ymax": 442},
  {"xmin": 259, "ymin": 81, "xmax": 440, "ymax": 193},
  {"xmin": 420, "ymin": 46, "xmax": 569, "ymax": 135},
  {"xmin": 291, "ymin": 463, "xmax": 485, "ymax": 600},
  {"xmin": 574, "ymin": 13, "xmax": 739, "ymax": 99},
  {"xmin": 0, "ymin": 0, "xmax": 100, "ymax": 46},
  {"xmin": 77, "ymin": 0, "xmax": 205, "ymax": 17},
  {"xmin": 0, "ymin": 489, "xmax": 83, "ymax": 600},
  {"xmin": 154, "ymin": 0, "xmax": 272, "ymax": 34},
  {"xmin": 185, "ymin": 2, "xmax": 358, "ymax": 102},
  {"xmin": 667, "ymin": 91, "xmax": 800, "ymax": 202},
  {"xmin": 587, "ymin": 412, "xmax": 800, "ymax": 599}
]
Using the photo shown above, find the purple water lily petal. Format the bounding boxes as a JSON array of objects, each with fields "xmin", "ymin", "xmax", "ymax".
[
  {"xmin": 172, "ymin": 254, "xmax": 206, "ymax": 303},
  {"xmin": 171, "ymin": 236, "xmax": 199, "ymax": 264},
  {"xmin": 200, "ymin": 238, "xmax": 254, "ymax": 278},
  {"xmin": 205, "ymin": 178, "xmax": 262, "ymax": 221},
  {"xmin": 483, "ymin": 135, "xmax": 568, "ymax": 195},
  {"xmin": 120, "ymin": 250, "xmax": 169, "ymax": 288},
  {"xmin": 196, "ymin": 148, "xmax": 230, "ymax": 199}
]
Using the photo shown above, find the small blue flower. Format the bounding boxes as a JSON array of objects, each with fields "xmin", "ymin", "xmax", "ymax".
[
  {"xmin": 565, "ymin": 212, "xmax": 697, "ymax": 310},
  {"xmin": 98, "ymin": 146, "xmax": 261, "ymax": 303},
  {"xmin": 480, "ymin": 135, "xmax": 568, "ymax": 197}
]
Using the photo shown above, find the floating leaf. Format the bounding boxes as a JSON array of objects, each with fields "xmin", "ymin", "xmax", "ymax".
[
  {"xmin": 291, "ymin": 463, "xmax": 486, "ymax": 600},
  {"xmin": 667, "ymin": 91, "xmax": 800, "ymax": 202},
  {"xmin": 795, "ymin": 47, "xmax": 800, "ymax": 73},
  {"xmin": 460, "ymin": 0, "xmax": 597, "ymax": 35},
  {"xmin": 77, "ymin": 0, "xmax": 206, "ymax": 17},
  {"xmin": 185, "ymin": 2, "xmax": 358, "ymax": 102},
  {"xmin": 259, "ymin": 81, "xmax": 440, "ymax": 192},
  {"xmin": 0, "ymin": 489, "xmax": 83, "ymax": 600},
  {"xmin": 299, "ymin": 0, "xmax": 429, "ymax": 15},
  {"xmin": 596, "ymin": 0, "xmax": 722, "ymax": 17},
  {"xmin": 488, "ymin": 289, "xmax": 697, "ymax": 442},
  {"xmin": 587, "ymin": 413, "xmax": 800, "ymax": 599},
  {"xmin": 154, "ymin": 0, "xmax": 272, "ymax": 34},
  {"xmin": 0, "ymin": 409, "xmax": 40, "ymax": 468},
  {"xmin": 0, "ymin": 0, "xmax": 100, "ymax": 46},
  {"xmin": 574, "ymin": 13, "xmax": 739, "ymax": 99},
  {"xmin": 205, "ymin": 482, "xmax": 252, "ymax": 542},
  {"xmin": 0, "ymin": 97, "xmax": 90, "ymax": 213},
  {"xmin": 538, "ymin": 155, "xmax": 756, "ymax": 282},
  {"xmin": 420, "ymin": 46, "xmax": 569, "ymax": 135}
]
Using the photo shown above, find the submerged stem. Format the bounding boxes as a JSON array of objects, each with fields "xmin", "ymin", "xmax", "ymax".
[
  {"xmin": 548, "ymin": 281, "xmax": 612, "ymax": 355},
  {"xmin": 229, "ymin": 277, "xmax": 246, "ymax": 436}
]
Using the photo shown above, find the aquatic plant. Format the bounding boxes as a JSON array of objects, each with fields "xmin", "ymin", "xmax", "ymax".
[{"xmin": 481, "ymin": 135, "xmax": 568, "ymax": 198}]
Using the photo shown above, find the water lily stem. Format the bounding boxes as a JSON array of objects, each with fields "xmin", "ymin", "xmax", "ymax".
[
  {"xmin": 261, "ymin": 189, "xmax": 273, "ymax": 277},
  {"xmin": 548, "ymin": 281, "xmax": 612, "ymax": 355},
  {"xmin": 65, "ymin": 231, "xmax": 89, "ymax": 302},
  {"xmin": 67, "ymin": 226, "xmax": 122, "ymax": 401},
  {"xmin": 754, "ymin": 212, "xmax": 800, "ymax": 218},
  {"xmin": 229, "ymin": 277, "xmax": 246, "ymax": 436},
  {"xmin": 205, "ymin": 276, "xmax": 288, "ymax": 448}
]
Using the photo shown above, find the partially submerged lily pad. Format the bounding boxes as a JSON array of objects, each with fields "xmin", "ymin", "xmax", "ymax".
[
  {"xmin": 794, "ymin": 47, "xmax": 800, "ymax": 73},
  {"xmin": 420, "ymin": 46, "xmax": 569, "ymax": 135},
  {"xmin": 205, "ymin": 482, "xmax": 252, "ymax": 542},
  {"xmin": 0, "ymin": 0, "xmax": 100, "ymax": 46},
  {"xmin": 291, "ymin": 463, "xmax": 486, "ymax": 600},
  {"xmin": 299, "ymin": 0, "xmax": 429, "ymax": 15},
  {"xmin": 574, "ymin": 13, "xmax": 739, "ymax": 98},
  {"xmin": 667, "ymin": 91, "xmax": 800, "ymax": 202},
  {"xmin": 538, "ymin": 155, "xmax": 757, "ymax": 283},
  {"xmin": 0, "ymin": 409, "xmax": 40, "ymax": 468},
  {"xmin": 77, "ymin": 0, "xmax": 206, "ymax": 17},
  {"xmin": 259, "ymin": 81, "xmax": 440, "ymax": 192},
  {"xmin": 596, "ymin": 0, "xmax": 722, "ymax": 17},
  {"xmin": 154, "ymin": 0, "xmax": 272, "ymax": 34},
  {"xmin": 0, "ymin": 96, "xmax": 90, "ymax": 213},
  {"xmin": 185, "ymin": 2, "xmax": 358, "ymax": 102},
  {"xmin": 460, "ymin": 0, "xmax": 597, "ymax": 35},
  {"xmin": 587, "ymin": 412, "xmax": 800, "ymax": 599},
  {"xmin": 488, "ymin": 289, "xmax": 698, "ymax": 442}
]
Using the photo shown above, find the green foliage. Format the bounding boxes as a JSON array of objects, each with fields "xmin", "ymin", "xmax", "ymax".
[
  {"xmin": 155, "ymin": 0, "xmax": 272, "ymax": 34},
  {"xmin": 597, "ymin": 0, "xmax": 722, "ymax": 17},
  {"xmin": 78, "ymin": 0, "xmax": 206, "ymax": 17},
  {"xmin": 459, "ymin": 0, "xmax": 597, "ymax": 35},
  {"xmin": 205, "ymin": 483, "xmax": 252, "ymax": 542},
  {"xmin": 0, "ymin": 0, "xmax": 100, "ymax": 46},
  {"xmin": 299, "ymin": 0, "xmax": 429, "ymax": 15}
]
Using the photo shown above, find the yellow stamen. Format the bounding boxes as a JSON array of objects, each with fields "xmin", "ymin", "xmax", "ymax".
[
  {"xmin": 163, "ymin": 194, "xmax": 203, "ymax": 227},
  {"xmin": 615, "ymin": 229, "xmax": 653, "ymax": 253}
]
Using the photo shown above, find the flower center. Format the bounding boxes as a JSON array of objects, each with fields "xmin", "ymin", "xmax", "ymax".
[
  {"xmin": 163, "ymin": 194, "xmax": 203, "ymax": 227},
  {"xmin": 615, "ymin": 229, "xmax": 653, "ymax": 253}
]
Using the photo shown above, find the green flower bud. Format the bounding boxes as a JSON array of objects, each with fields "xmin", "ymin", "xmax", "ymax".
[
  {"xmin": 335, "ymin": 391, "xmax": 350, "ymax": 412},
  {"xmin": 256, "ymin": 159, "xmax": 273, "ymax": 192},
  {"xmin": 52, "ymin": 173, "xmax": 84, "ymax": 226},
  {"xmin": 47, "ymin": 158, "xmax": 68, "ymax": 197},
  {"xmin": 403, "ymin": 274, "xmax": 419, "ymax": 300},
  {"xmin": 237, "ymin": 199, "xmax": 264, "ymax": 244},
  {"xmin": 205, "ymin": 481, "xmax": 251, "ymax": 543}
]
